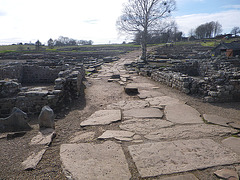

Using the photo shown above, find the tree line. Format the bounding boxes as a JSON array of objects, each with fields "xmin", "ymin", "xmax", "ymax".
[
  {"xmin": 189, "ymin": 21, "xmax": 222, "ymax": 39},
  {"xmin": 47, "ymin": 36, "xmax": 93, "ymax": 48}
]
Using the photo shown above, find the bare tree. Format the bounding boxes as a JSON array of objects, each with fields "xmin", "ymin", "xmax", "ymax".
[
  {"xmin": 35, "ymin": 40, "xmax": 42, "ymax": 51},
  {"xmin": 231, "ymin": 26, "xmax": 240, "ymax": 36},
  {"xmin": 116, "ymin": 0, "xmax": 176, "ymax": 62},
  {"xmin": 213, "ymin": 21, "xmax": 222, "ymax": 37},
  {"xmin": 47, "ymin": 38, "xmax": 54, "ymax": 49},
  {"xmin": 195, "ymin": 21, "xmax": 222, "ymax": 39}
]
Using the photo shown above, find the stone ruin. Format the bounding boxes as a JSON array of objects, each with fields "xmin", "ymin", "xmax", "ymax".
[
  {"xmin": 0, "ymin": 58, "xmax": 85, "ymax": 118},
  {"xmin": 127, "ymin": 44, "xmax": 240, "ymax": 102}
]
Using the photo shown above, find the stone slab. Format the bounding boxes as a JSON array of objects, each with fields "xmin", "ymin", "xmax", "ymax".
[
  {"xmin": 145, "ymin": 96, "xmax": 181, "ymax": 106},
  {"xmin": 98, "ymin": 130, "xmax": 135, "ymax": 141},
  {"xmin": 161, "ymin": 174, "xmax": 199, "ymax": 180},
  {"xmin": 60, "ymin": 141, "xmax": 131, "ymax": 180},
  {"xmin": 123, "ymin": 108, "xmax": 163, "ymax": 119},
  {"xmin": 228, "ymin": 122, "xmax": 240, "ymax": 129},
  {"xmin": 165, "ymin": 104, "xmax": 203, "ymax": 124},
  {"xmin": 120, "ymin": 119, "xmax": 174, "ymax": 135},
  {"xmin": 145, "ymin": 124, "xmax": 238, "ymax": 141},
  {"xmin": 70, "ymin": 132, "xmax": 95, "ymax": 143},
  {"xmin": 138, "ymin": 90, "xmax": 164, "ymax": 99},
  {"xmin": 203, "ymin": 114, "xmax": 233, "ymax": 127},
  {"xmin": 128, "ymin": 139, "xmax": 240, "ymax": 178},
  {"xmin": 80, "ymin": 110, "xmax": 121, "ymax": 126},
  {"xmin": 222, "ymin": 137, "xmax": 240, "ymax": 154},
  {"xmin": 125, "ymin": 83, "xmax": 155, "ymax": 89},
  {"xmin": 30, "ymin": 128, "xmax": 56, "ymax": 146},
  {"xmin": 107, "ymin": 100, "xmax": 149, "ymax": 110},
  {"xmin": 214, "ymin": 169, "xmax": 239, "ymax": 180},
  {"xmin": 22, "ymin": 149, "xmax": 46, "ymax": 170}
]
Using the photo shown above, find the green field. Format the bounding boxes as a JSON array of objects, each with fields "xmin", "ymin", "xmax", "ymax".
[{"xmin": 0, "ymin": 37, "xmax": 239, "ymax": 53}]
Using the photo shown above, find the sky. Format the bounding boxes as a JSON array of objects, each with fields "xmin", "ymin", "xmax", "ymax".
[{"xmin": 0, "ymin": 0, "xmax": 240, "ymax": 45}]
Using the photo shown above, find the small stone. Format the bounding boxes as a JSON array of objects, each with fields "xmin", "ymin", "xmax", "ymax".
[
  {"xmin": 214, "ymin": 169, "xmax": 239, "ymax": 180},
  {"xmin": 39, "ymin": 106, "xmax": 55, "ymax": 129},
  {"xmin": 133, "ymin": 135, "xmax": 142, "ymax": 140},
  {"xmin": 98, "ymin": 130, "xmax": 135, "ymax": 140}
]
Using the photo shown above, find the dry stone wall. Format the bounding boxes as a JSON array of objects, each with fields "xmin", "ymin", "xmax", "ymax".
[
  {"xmin": 0, "ymin": 61, "xmax": 85, "ymax": 117},
  {"xmin": 149, "ymin": 57, "xmax": 240, "ymax": 102}
]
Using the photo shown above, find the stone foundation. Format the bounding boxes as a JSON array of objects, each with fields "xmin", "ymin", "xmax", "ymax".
[
  {"xmin": 150, "ymin": 57, "xmax": 240, "ymax": 102},
  {"xmin": 0, "ymin": 61, "xmax": 84, "ymax": 117}
]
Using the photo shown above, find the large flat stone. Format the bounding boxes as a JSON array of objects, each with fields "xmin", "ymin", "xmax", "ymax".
[
  {"xmin": 145, "ymin": 124, "xmax": 238, "ymax": 140},
  {"xmin": 145, "ymin": 96, "xmax": 181, "ymax": 106},
  {"xmin": 203, "ymin": 114, "xmax": 233, "ymax": 127},
  {"xmin": 22, "ymin": 149, "xmax": 46, "ymax": 170},
  {"xmin": 125, "ymin": 83, "xmax": 155, "ymax": 89},
  {"xmin": 120, "ymin": 119, "xmax": 174, "ymax": 135},
  {"xmin": 30, "ymin": 128, "xmax": 56, "ymax": 146},
  {"xmin": 128, "ymin": 139, "xmax": 240, "ymax": 178},
  {"xmin": 69, "ymin": 132, "xmax": 95, "ymax": 143},
  {"xmin": 60, "ymin": 141, "xmax": 131, "ymax": 180},
  {"xmin": 98, "ymin": 130, "xmax": 135, "ymax": 141},
  {"xmin": 123, "ymin": 108, "xmax": 163, "ymax": 119},
  {"xmin": 165, "ymin": 104, "xmax": 203, "ymax": 124},
  {"xmin": 138, "ymin": 90, "xmax": 164, "ymax": 99},
  {"xmin": 107, "ymin": 100, "xmax": 149, "ymax": 110},
  {"xmin": 222, "ymin": 137, "xmax": 240, "ymax": 155},
  {"xmin": 80, "ymin": 110, "xmax": 121, "ymax": 126}
]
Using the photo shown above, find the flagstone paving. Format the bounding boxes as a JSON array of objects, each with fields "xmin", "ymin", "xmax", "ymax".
[
  {"xmin": 80, "ymin": 110, "xmax": 121, "ymax": 126},
  {"xmin": 144, "ymin": 124, "xmax": 238, "ymax": 141},
  {"xmin": 123, "ymin": 108, "xmax": 164, "ymax": 119},
  {"xmin": 165, "ymin": 103, "xmax": 203, "ymax": 124},
  {"xmin": 128, "ymin": 139, "xmax": 240, "ymax": 178},
  {"xmin": 59, "ymin": 53, "xmax": 240, "ymax": 180},
  {"xmin": 120, "ymin": 118, "xmax": 174, "ymax": 135},
  {"xmin": 60, "ymin": 141, "xmax": 131, "ymax": 180}
]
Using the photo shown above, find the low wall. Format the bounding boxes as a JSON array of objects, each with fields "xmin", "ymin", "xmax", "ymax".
[
  {"xmin": 150, "ymin": 57, "xmax": 240, "ymax": 102},
  {"xmin": 0, "ymin": 64, "xmax": 85, "ymax": 117}
]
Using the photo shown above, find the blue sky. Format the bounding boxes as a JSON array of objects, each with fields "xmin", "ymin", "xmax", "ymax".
[
  {"xmin": 174, "ymin": 0, "xmax": 240, "ymax": 36},
  {"xmin": 0, "ymin": 0, "xmax": 239, "ymax": 45}
]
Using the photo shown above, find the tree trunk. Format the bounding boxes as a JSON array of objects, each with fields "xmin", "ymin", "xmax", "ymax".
[{"xmin": 140, "ymin": 29, "xmax": 148, "ymax": 63}]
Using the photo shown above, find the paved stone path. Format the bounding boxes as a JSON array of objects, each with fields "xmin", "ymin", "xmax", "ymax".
[{"xmin": 60, "ymin": 54, "xmax": 240, "ymax": 179}]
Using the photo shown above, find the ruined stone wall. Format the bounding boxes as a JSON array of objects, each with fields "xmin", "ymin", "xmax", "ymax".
[
  {"xmin": 0, "ymin": 64, "xmax": 85, "ymax": 117},
  {"xmin": 150, "ymin": 57, "xmax": 240, "ymax": 102},
  {"xmin": 22, "ymin": 65, "xmax": 61, "ymax": 83},
  {"xmin": 0, "ymin": 64, "xmax": 23, "ymax": 82}
]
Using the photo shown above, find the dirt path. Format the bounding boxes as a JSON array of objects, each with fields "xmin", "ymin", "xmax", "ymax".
[{"xmin": 0, "ymin": 49, "xmax": 240, "ymax": 179}]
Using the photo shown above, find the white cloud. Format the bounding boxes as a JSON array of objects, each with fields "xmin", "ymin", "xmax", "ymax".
[
  {"xmin": 175, "ymin": 10, "xmax": 240, "ymax": 35},
  {"xmin": 0, "ymin": 0, "xmax": 128, "ymax": 44},
  {"xmin": 223, "ymin": 5, "xmax": 240, "ymax": 9}
]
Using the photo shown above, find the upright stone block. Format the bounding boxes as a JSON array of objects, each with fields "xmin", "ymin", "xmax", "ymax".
[{"xmin": 38, "ymin": 106, "xmax": 55, "ymax": 129}]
